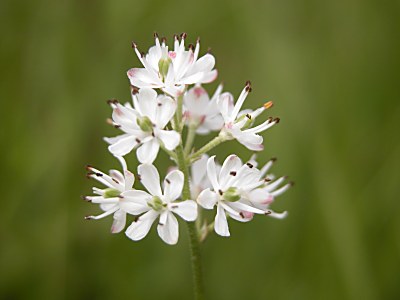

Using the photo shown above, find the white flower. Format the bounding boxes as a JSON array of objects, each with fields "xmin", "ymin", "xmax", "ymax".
[
  {"xmin": 84, "ymin": 156, "xmax": 148, "ymax": 233},
  {"xmin": 217, "ymin": 81, "xmax": 279, "ymax": 151},
  {"xmin": 244, "ymin": 157, "xmax": 291, "ymax": 219},
  {"xmin": 127, "ymin": 33, "xmax": 218, "ymax": 97},
  {"xmin": 190, "ymin": 154, "xmax": 213, "ymax": 199},
  {"xmin": 125, "ymin": 164, "xmax": 198, "ymax": 245},
  {"xmin": 183, "ymin": 84, "xmax": 224, "ymax": 134},
  {"xmin": 104, "ymin": 88, "xmax": 180, "ymax": 163},
  {"xmin": 197, "ymin": 155, "xmax": 268, "ymax": 237}
]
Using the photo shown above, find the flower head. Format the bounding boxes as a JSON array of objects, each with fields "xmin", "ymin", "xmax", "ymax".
[
  {"xmin": 217, "ymin": 81, "xmax": 279, "ymax": 151},
  {"xmin": 104, "ymin": 88, "xmax": 180, "ymax": 163},
  {"xmin": 125, "ymin": 164, "xmax": 198, "ymax": 245},
  {"xmin": 183, "ymin": 84, "xmax": 224, "ymax": 134},
  {"xmin": 84, "ymin": 156, "xmax": 148, "ymax": 233},
  {"xmin": 127, "ymin": 33, "xmax": 218, "ymax": 97}
]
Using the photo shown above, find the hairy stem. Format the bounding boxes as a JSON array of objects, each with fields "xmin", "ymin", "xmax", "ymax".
[{"xmin": 176, "ymin": 144, "xmax": 204, "ymax": 300}]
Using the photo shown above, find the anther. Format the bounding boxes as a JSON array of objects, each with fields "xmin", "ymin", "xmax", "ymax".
[
  {"xmin": 135, "ymin": 138, "xmax": 141, "ymax": 144},
  {"xmin": 140, "ymin": 52, "xmax": 145, "ymax": 58},
  {"xmin": 218, "ymin": 189, "xmax": 223, "ymax": 195},
  {"xmin": 84, "ymin": 216, "xmax": 92, "ymax": 220},
  {"xmin": 107, "ymin": 99, "xmax": 119, "ymax": 105},
  {"xmin": 188, "ymin": 43, "xmax": 194, "ymax": 50},
  {"xmin": 153, "ymin": 32, "xmax": 159, "ymax": 39},
  {"xmin": 174, "ymin": 34, "xmax": 179, "ymax": 40},
  {"xmin": 114, "ymin": 124, "xmax": 121, "ymax": 129},
  {"xmin": 95, "ymin": 173, "xmax": 103, "ymax": 177},
  {"xmin": 264, "ymin": 177, "xmax": 271, "ymax": 182},
  {"xmin": 151, "ymin": 132, "xmax": 155, "ymax": 137},
  {"xmin": 289, "ymin": 181, "xmax": 295, "ymax": 186},
  {"xmin": 239, "ymin": 212, "xmax": 245, "ymax": 218},
  {"xmin": 265, "ymin": 211, "xmax": 272, "ymax": 215},
  {"xmin": 161, "ymin": 37, "xmax": 167, "ymax": 43},
  {"xmin": 263, "ymin": 101, "xmax": 273, "ymax": 109},
  {"xmin": 196, "ymin": 37, "xmax": 200, "ymax": 43},
  {"xmin": 112, "ymin": 178, "xmax": 120, "ymax": 184},
  {"xmin": 81, "ymin": 195, "xmax": 91, "ymax": 202},
  {"xmin": 137, "ymin": 174, "xmax": 141, "ymax": 181},
  {"xmin": 273, "ymin": 117, "xmax": 280, "ymax": 123},
  {"xmin": 131, "ymin": 86, "xmax": 139, "ymax": 95},
  {"xmin": 157, "ymin": 102, "xmax": 162, "ymax": 107},
  {"xmin": 246, "ymin": 162, "xmax": 254, "ymax": 168},
  {"xmin": 230, "ymin": 171, "xmax": 237, "ymax": 176},
  {"xmin": 166, "ymin": 178, "xmax": 171, "ymax": 184},
  {"xmin": 270, "ymin": 157, "xmax": 277, "ymax": 162},
  {"xmin": 85, "ymin": 165, "xmax": 93, "ymax": 171},
  {"xmin": 246, "ymin": 113, "xmax": 252, "ymax": 119},
  {"xmin": 131, "ymin": 41, "xmax": 137, "ymax": 49},
  {"xmin": 180, "ymin": 32, "xmax": 187, "ymax": 39}
]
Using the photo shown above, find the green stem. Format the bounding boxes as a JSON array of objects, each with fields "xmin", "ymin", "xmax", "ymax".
[
  {"xmin": 189, "ymin": 134, "xmax": 226, "ymax": 164},
  {"xmin": 176, "ymin": 144, "xmax": 204, "ymax": 300},
  {"xmin": 176, "ymin": 94, "xmax": 184, "ymax": 132},
  {"xmin": 184, "ymin": 123, "xmax": 197, "ymax": 155}
]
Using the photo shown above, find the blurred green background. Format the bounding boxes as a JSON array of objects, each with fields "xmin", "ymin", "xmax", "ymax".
[{"xmin": 1, "ymin": 0, "xmax": 399, "ymax": 299}]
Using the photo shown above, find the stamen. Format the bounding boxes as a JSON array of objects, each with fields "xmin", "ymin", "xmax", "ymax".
[
  {"xmin": 153, "ymin": 32, "xmax": 159, "ymax": 39},
  {"xmin": 135, "ymin": 138, "xmax": 141, "ymax": 143},
  {"xmin": 180, "ymin": 32, "xmax": 187, "ymax": 39},
  {"xmin": 131, "ymin": 41, "xmax": 137, "ymax": 49},
  {"xmin": 246, "ymin": 162, "xmax": 254, "ymax": 168},
  {"xmin": 131, "ymin": 86, "xmax": 139, "ymax": 95},
  {"xmin": 218, "ymin": 189, "xmax": 223, "ymax": 195},
  {"xmin": 230, "ymin": 171, "xmax": 237, "ymax": 176},
  {"xmin": 166, "ymin": 178, "xmax": 171, "ymax": 184}
]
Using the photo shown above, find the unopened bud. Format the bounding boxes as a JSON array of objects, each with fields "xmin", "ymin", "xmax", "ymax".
[
  {"xmin": 158, "ymin": 57, "xmax": 172, "ymax": 81},
  {"xmin": 148, "ymin": 196, "xmax": 165, "ymax": 211}
]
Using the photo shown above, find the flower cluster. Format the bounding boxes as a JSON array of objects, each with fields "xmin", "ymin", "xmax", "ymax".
[{"xmin": 84, "ymin": 33, "xmax": 291, "ymax": 245}]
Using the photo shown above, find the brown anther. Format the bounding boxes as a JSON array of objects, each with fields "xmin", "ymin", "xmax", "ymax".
[
  {"xmin": 95, "ymin": 172, "xmax": 103, "ymax": 177},
  {"xmin": 137, "ymin": 174, "xmax": 142, "ymax": 181},
  {"xmin": 81, "ymin": 195, "xmax": 91, "ymax": 202},
  {"xmin": 230, "ymin": 171, "xmax": 237, "ymax": 176},
  {"xmin": 135, "ymin": 138, "xmax": 141, "ymax": 144},
  {"xmin": 265, "ymin": 211, "xmax": 272, "ymax": 215},
  {"xmin": 207, "ymin": 47, "xmax": 212, "ymax": 53},
  {"xmin": 131, "ymin": 41, "xmax": 137, "ymax": 48},
  {"xmin": 117, "ymin": 194, "xmax": 124, "ymax": 199},
  {"xmin": 131, "ymin": 86, "xmax": 139, "ymax": 95},
  {"xmin": 166, "ymin": 178, "xmax": 171, "ymax": 184},
  {"xmin": 180, "ymin": 32, "xmax": 187, "ymax": 39},
  {"xmin": 157, "ymin": 102, "xmax": 162, "ymax": 107},
  {"xmin": 153, "ymin": 32, "xmax": 159, "ymax": 39},
  {"xmin": 245, "ymin": 80, "xmax": 252, "ymax": 86},
  {"xmin": 246, "ymin": 162, "xmax": 254, "ymax": 168},
  {"xmin": 246, "ymin": 113, "xmax": 252, "ymax": 119},
  {"xmin": 274, "ymin": 117, "xmax": 280, "ymax": 123},
  {"xmin": 264, "ymin": 178, "xmax": 271, "ymax": 182},
  {"xmin": 84, "ymin": 216, "xmax": 92, "ymax": 220},
  {"xmin": 161, "ymin": 37, "xmax": 167, "ymax": 43},
  {"xmin": 151, "ymin": 132, "xmax": 155, "ymax": 137},
  {"xmin": 170, "ymin": 204, "xmax": 178, "ymax": 209},
  {"xmin": 107, "ymin": 99, "xmax": 119, "ymax": 105},
  {"xmin": 85, "ymin": 165, "xmax": 93, "ymax": 171},
  {"xmin": 267, "ymin": 117, "xmax": 273, "ymax": 123},
  {"xmin": 188, "ymin": 43, "xmax": 194, "ymax": 50},
  {"xmin": 289, "ymin": 181, "xmax": 295, "ymax": 186},
  {"xmin": 140, "ymin": 52, "xmax": 145, "ymax": 58},
  {"xmin": 174, "ymin": 34, "xmax": 179, "ymax": 40},
  {"xmin": 218, "ymin": 189, "xmax": 223, "ymax": 195},
  {"xmin": 270, "ymin": 157, "xmax": 277, "ymax": 162},
  {"xmin": 239, "ymin": 212, "xmax": 245, "ymax": 218},
  {"xmin": 114, "ymin": 124, "xmax": 121, "ymax": 129},
  {"xmin": 245, "ymin": 85, "xmax": 252, "ymax": 92},
  {"xmin": 112, "ymin": 178, "xmax": 120, "ymax": 184}
]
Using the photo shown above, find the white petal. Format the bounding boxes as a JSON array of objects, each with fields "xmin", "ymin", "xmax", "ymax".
[
  {"xmin": 138, "ymin": 164, "xmax": 162, "ymax": 197},
  {"xmin": 125, "ymin": 210, "xmax": 159, "ymax": 241},
  {"xmin": 157, "ymin": 211, "xmax": 179, "ymax": 245},
  {"xmin": 107, "ymin": 135, "xmax": 140, "ymax": 156},
  {"xmin": 127, "ymin": 68, "xmax": 163, "ymax": 88},
  {"xmin": 187, "ymin": 54, "xmax": 215, "ymax": 76},
  {"xmin": 207, "ymin": 156, "xmax": 220, "ymax": 191},
  {"xmin": 163, "ymin": 170, "xmax": 184, "ymax": 201},
  {"xmin": 268, "ymin": 210, "xmax": 288, "ymax": 219},
  {"xmin": 170, "ymin": 200, "xmax": 198, "ymax": 221},
  {"xmin": 111, "ymin": 210, "xmax": 126, "ymax": 233},
  {"xmin": 137, "ymin": 139, "xmax": 160, "ymax": 164},
  {"xmin": 197, "ymin": 188, "xmax": 218, "ymax": 209},
  {"xmin": 215, "ymin": 204, "xmax": 230, "ymax": 237},
  {"xmin": 217, "ymin": 92, "xmax": 234, "ymax": 122},
  {"xmin": 121, "ymin": 190, "xmax": 151, "ymax": 215},
  {"xmin": 135, "ymin": 88, "xmax": 158, "ymax": 121},
  {"xmin": 157, "ymin": 129, "xmax": 180, "ymax": 151},
  {"xmin": 219, "ymin": 154, "xmax": 242, "ymax": 189},
  {"xmin": 155, "ymin": 95, "xmax": 177, "ymax": 128},
  {"xmin": 200, "ymin": 69, "xmax": 218, "ymax": 83}
]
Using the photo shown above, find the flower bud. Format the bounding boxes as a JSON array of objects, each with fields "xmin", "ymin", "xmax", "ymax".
[
  {"xmin": 136, "ymin": 116, "xmax": 154, "ymax": 132},
  {"xmin": 104, "ymin": 188, "xmax": 121, "ymax": 198},
  {"xmin": 223, "ymin": 187, "xmax": 241, "ymax": 202}
]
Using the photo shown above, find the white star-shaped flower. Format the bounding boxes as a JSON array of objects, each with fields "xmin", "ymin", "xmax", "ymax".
[
  {"xmin": 217, "ymin": 81, "xmax": 279, "ymax": 151},
  {"xmin": 197, "ymin": 155, "xmax": 268, "ymax": 237},
  {"xmin": 127, "ymin": 33, "xmax": 218, "ymax": 97},
  {"xmin": 104, "ymin": 88, "xmax": 180, "ymax": 164},
  {"xmin": 125, "ymin": 164, "xmax": 198, "ymax": 245},
  {"xmin": 183, "ymin": 84, "xmax": 224, "ymax": 134},
  {"xmin": 84, "ymin": 156, "xmax": 149, "ymax": 233}
]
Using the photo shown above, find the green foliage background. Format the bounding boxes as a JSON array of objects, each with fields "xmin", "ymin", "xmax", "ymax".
[{"xmin": 1, "ymin": 0, "xmax": 399, "ymax": 299}]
